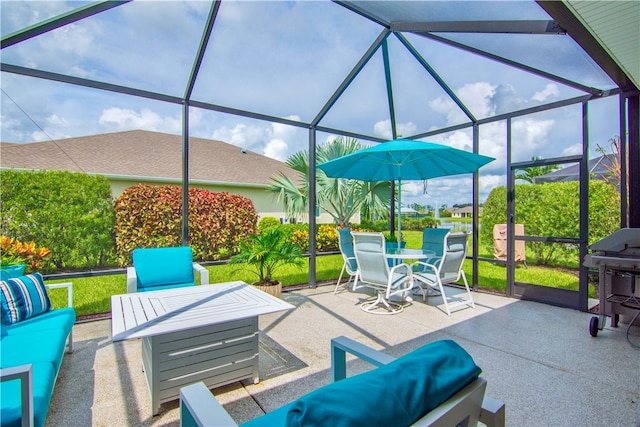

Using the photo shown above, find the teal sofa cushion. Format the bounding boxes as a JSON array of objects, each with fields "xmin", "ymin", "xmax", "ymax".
[
  {"xmin": 1, "ymin": 361, "xmax": 56, "ymax": 427},
  {"xmin": 0, "ymin": 273, "xmax": 51, "ymax": 325},
  {"xmin": 133, "ymin": 246, "xmax": 195, "ymax": 290},
  {"xmin": 0, "ymin": 308, "xmax": 75, "ymax": 338},
  {"xmin": 0, "ymin": 329, "xmax": 68, "ymax": 372},
  {"xmin": 285, "ymin": 340, "xmax": 481, "ymax": 427},
  {"xmin": 243, "ymin": 403, "xmax": 293, "ymax": 427}
]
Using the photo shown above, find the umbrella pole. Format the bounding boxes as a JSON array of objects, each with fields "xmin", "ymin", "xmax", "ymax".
[{"xmin": 397, "ymin": 178, "xmax": 402, "ymax": 246}]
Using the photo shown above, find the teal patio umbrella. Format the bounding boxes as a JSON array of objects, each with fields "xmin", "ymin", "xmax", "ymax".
[{"xmin": 317, "ymin": 138, "xmax": 495, "ymax": 243}]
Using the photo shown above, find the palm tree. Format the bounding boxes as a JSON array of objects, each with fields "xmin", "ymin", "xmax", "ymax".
[
  {"xmin": 268, "ymin": 137, "xmax": 390, "ymax": 227},
  {"xmin": 516, "ymin": 156, "xmax": 561, "ymax": 183}
]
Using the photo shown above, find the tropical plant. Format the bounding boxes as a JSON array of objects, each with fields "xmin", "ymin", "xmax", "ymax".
[
  {"xmin": 268, "ymin": 137, "xmax": 390, "ymax": 227},
  {"xmin": 0, "ymin": 236, "xmax": 51, "ymax": 273},
  {"xmin": 230, "ymin": 228, "xmax": 305, "ymax": 286},
  {"xmin": 515, "ymin": 156, "xmax": 561, "ymax": 183},
  {"xmin": 596, "ymin": 135, "xmax": 627, "ymax": 187}
]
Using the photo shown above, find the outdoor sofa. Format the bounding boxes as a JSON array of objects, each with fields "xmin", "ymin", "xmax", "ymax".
[
  {"xmin": 0, "ymin": 273, "xmax": 75, "ymax": 427},
  {"xmin": 180, "ymin": 336, "xmax": 505, "ymax": 427}
]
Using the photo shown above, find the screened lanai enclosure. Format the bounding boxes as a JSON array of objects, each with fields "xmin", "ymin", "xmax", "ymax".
[{"xmin": 2, "ymin": 0, "xmax": 638, "ymax": 312}]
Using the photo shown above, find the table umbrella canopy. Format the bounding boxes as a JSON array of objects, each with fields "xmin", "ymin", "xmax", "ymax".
[
  {"xmin": 317, "ymin": 138, "xmax": 495, "ymax": 243},
  {"xmin": 317, "ymin": 139, "xmax": 495, "ymax": 182}
]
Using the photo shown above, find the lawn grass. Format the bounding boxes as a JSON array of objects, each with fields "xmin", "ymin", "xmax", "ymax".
[
  {"xmin": 47, "ymin": 255, "xmax": 345, "ymax": 317},
  {"xmin": 47, "ymin": 230, "xmax": 585, "ymax": 317}
]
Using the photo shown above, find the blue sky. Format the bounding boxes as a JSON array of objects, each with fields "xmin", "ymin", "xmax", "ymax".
[{"xmin": 0, "ymin": 1, "xmax": 621, "ymax": 209}]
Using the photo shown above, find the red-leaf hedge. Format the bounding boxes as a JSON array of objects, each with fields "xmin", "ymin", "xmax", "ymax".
[{"xmin": 114, "ymin": 184, "xmax": 258, "ymax": 265}]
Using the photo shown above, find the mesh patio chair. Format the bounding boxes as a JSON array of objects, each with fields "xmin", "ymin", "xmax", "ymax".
[
  {"xmin": 352, "ymin": 232, "xmax": 414, "ymax": 315},
  {"xmin": 334, "ymin": 228, "xmax": 360, "ymax": 294},
  {"xmin": 413, "ymin": 232, "xmax": 475, "ymax": 315},
  {"xmin": 414, "ymin": 228, "xmax": 450, "ymax": 297}
]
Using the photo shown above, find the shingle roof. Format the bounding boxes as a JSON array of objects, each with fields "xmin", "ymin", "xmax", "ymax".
[{"xmin": 0, "ymin": 130, "xmax": 298, "ymax": 186}]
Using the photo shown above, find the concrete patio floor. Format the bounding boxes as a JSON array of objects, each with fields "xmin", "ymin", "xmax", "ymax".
[{"xmin": 46, "ymin": 283, "xmax": 639, "ymax": 426}]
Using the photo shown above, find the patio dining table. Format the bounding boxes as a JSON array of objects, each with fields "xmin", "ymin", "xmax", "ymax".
[
  {"xmin": 111, "ymin": 281, "xmax": 294, "ymax": 415},
  {"xmin": 386, "ymin": 248, "xmax": 437, "ymax": 267}
]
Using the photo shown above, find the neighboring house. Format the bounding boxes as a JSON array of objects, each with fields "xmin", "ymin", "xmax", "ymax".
[
  {"xmin": 450, "ymin": 206, "xmax": 482, "ymax": 218},
  {"xmin": 0, "ymin": 130, "xmax": 328, "ymax": 223},
  {"xmin": 533, "ymin": 154, "xmax": 620, "ymax": 185}
]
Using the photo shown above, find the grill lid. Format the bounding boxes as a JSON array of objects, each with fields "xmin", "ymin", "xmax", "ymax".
[{"xmin": 589, "ymin": 228, "xmax": 640, "ymax": 253}]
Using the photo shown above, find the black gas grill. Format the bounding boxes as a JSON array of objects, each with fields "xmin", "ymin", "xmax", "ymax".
[{"xmin": 583, "ymin": 228, "xmax": 640, "ymax": 338}]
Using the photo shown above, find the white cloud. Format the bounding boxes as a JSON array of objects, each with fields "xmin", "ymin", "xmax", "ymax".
[
  {"xmin": 212, "ymin": 123, "xmax": 266, "ymax": 149},
  {"xmin": 46, "ymin": 114, "xmax": 70, "ymax": 128},
  {"xmin": 264, "ymin": 138, "xmax": 289, "ymax": 161},
  {"xmin": 562, "ymin": 143, "xmax": 582, "ymax": 156},
  {"xmin": 532, "ymin": 83, "xmax": 560, "ymax": 102},
  {"xmin": 210, "ymin": 115, "xmax": 304, "ymax": 161},
  {"xmin": 511, "ymin": 118, "xmax": 555, "ymax": 159},
  {"xmin": 430, "ymin": 82, "xmax": 496, "ymax": 125},
  {"xmin": 98, "ymin": 107, "xmax": 181, "ymax": 133},
  {"xmin": 373, "ymin": 120, "xmax": 417, "ymax": 140}
]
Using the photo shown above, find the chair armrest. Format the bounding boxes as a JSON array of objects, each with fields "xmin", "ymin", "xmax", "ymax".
[
  {"xmin": 180, "ymin": 381, "xmax": 237, "ymax": 427},
  {"xmin": 45, "ymin": 281, "xmax": 75, "ymax": 352},
  {"xmin": 193, "ymin": 263, "xmax": 209, "ymax": 286},
  {"xmin": 480, "ymin": 396, "xmax": 506, "ymax": 427},
  {"xmin": 45, "ymin": 282, "xmax": 72, "ymax": 308},
  {"xmin": 126, "ymin": 267, "xmax": 137, "ymax": 293},
  {"xmin": 1, "ymin": 364, "xmax": 34, "ymax": 427},
  {"xmin": 331, "ymin": 336, "xmax": 395, "ymax": 382},
  {"xmin": 413, "ymin": 261, "xmax": 439, "ymax": 275}
]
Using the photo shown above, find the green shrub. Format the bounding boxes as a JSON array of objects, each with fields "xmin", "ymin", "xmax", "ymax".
[
  {"xmin": 0, "ymin": 170, "xmax": 115, "ymax": 271},
  {"xmin": 279, "ymin": 223, "xmax": 339, "ymax": 252},
  {"xmin": 114, "ymin": 184, "xmax": 258, "ymax": 264},
  {"xmin": 402, "ymin": 216, "xmax": 440, "ymax": 231},
  {"xmin": 481, "ymin": 181, "xmax": 620, "ymax": 265},
  {"xmin": 258, "ymin": 216, "xmax": 281, "ymax": 233}
]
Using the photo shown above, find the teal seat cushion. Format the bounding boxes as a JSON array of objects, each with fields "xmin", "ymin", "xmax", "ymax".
[
  {"xmin": 1, "ymin": 329, "xmax": 68, "ymax": 372},
  {"xmin": 138, "ymin": 282, "xmax": 195, "ymax": 292},
  {"xmin": 285, "ymin": 340, "xmax": 481, "ymax": 427},
  {"xmin": 133, "ymin": 246, "xmax": 194, "ymax": 288},
  {"xmin": 1, "ymin": 361, "xmax": 56, "ymax": 427},
  {"xmin": 0, "ymin": 308, "xmax": 75, "ymax": 338}
]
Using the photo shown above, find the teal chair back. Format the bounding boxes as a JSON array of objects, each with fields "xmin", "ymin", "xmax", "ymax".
[
  {"xmin": 422, "ymin": 228, "xmax": 450, "ymax": 258},
  {"xmin": 337, "ymin": 228, "xmax": 357, "ymax": 273},
  {"xmin": 132, "ymin": 246, "xmax": 195, "ymax": 291},
  {"xmin": 352, "ymin": 232, "xmax": 389, "ymax": 286}
]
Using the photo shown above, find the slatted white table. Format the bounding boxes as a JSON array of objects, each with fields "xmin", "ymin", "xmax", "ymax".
[{"xmin": 111, "ymin": 281, "xmax": 294, "ymax": 415}]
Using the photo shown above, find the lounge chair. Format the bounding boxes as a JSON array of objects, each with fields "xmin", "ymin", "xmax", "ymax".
[
  {"xmin": 352, "ymin": 232, "xmax": 413, "ymax": 314},
  {"xmin": 413, "ymin": 232, "xmax": 475, "ymax": 315},
  {"xmin": 126, "ymin": 246, "xmax": 209, "ymax": 293},
  {"xmin": 179, "ymin": 336, "xmax": 505, "ymax": 427},
  {"xmin": 334, "ymin": 228, "xmax": 360, "ymax": 294}
]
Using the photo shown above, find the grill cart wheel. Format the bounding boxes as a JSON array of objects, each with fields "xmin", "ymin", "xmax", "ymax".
[{"xmin": 589, "ymin": 316, "xmax": 599, "ymax": 337}]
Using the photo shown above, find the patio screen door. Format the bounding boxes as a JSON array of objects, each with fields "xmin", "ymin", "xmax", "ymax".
[{"xmin": 506, "ymin": 156, "xmax": 590, "ymax": 311}]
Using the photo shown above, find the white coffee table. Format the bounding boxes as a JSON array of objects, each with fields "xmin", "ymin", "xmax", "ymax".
[{"xmin": 111, "ymin": 281, "xmax": 294, "ymax": 415}]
